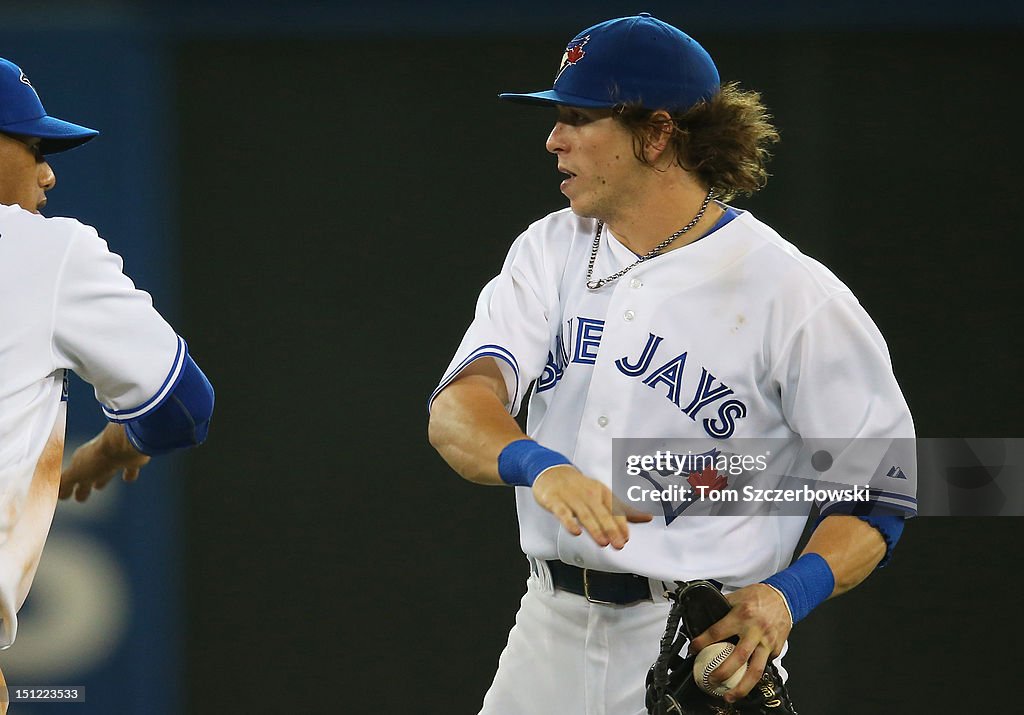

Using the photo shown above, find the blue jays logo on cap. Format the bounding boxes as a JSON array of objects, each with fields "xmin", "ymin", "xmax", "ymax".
[
  {"xmin": 555, "ymin": 35, "xmax": 589, "ymax": 82},
  {"xmin": 500, "ymin": 13, "xmax": 720, "ymax": 112},
  {"xmin": 0, "ymin": 57, "xmax": 98, "ymax": 154}
]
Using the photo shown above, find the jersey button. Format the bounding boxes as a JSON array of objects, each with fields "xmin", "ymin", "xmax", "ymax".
[
  {"xmin": 597, "ymin": 416, "xmax": 609, "ymax": 428},
  {"xmin": 624, "ymin": 310, "xmax": 635, "ymax": 321},
  {"xmin": 630, "ymin": 278, "xmax": 643, "ymax": 289}
]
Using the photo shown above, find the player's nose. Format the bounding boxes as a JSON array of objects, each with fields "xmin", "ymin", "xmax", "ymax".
[
  {"xmin": 39, "ymin": 160, "xmax": 56, "ymax": 190},
  {"xmin": 546, "ymin": 123, "xmax": 568, "ymax": 154}
]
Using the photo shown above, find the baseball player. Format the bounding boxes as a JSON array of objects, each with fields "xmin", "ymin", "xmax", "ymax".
[
  {"xmin": 0, "ymin": 57, "xmax": 213, "ymax": 708},
  {"xmin": 428, "ymin": 14, "xmax": 915, "ymax": 714}
]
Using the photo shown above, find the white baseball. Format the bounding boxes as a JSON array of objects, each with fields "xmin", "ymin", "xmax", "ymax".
[{"xmin": 693, "ymin": 642, "xmax": 746, "ymax": 697}]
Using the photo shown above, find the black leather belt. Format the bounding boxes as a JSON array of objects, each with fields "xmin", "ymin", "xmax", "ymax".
[{"xmin": 546, "ymin": 560, "xmax": 653, "ymax": 605}]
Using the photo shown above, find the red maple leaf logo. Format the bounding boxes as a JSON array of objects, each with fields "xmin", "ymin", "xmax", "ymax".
[
  {"xmin": 687, "ymin": 467, "xmax": 727, "ymax": 494},
  {"xmin": 556, "ymin": 36, "xmax": 590, "ymax": 81}
]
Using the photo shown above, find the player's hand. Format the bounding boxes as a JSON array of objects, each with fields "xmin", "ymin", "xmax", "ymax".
[
  {"xmin": 532, "ymin": 465, "xmax": 653, "ymax": 549},
  {"xmin": 687, "ymin": 583, "xmax": 792, "ymax": 702},
  {"xmin": 58, "ymin": 424, "xmax": 151, "ymax": 502}
]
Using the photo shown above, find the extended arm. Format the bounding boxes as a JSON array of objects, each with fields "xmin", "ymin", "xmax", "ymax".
[
  {"xmin": 50, "ymin": 227, "xmax": 214, "ymax": 501},
  {"xmin": 428, "ymin": 358, "xmax": 651, "ymax": 548},
  {"xmin": 59, "ymin": 353, "xmax": 214, "ymax": 502},
  {"xmin": 58, "ymin": 422, "xmax": 150, "ymax": 502}
]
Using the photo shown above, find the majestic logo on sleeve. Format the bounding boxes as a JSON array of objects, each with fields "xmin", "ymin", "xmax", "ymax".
[
  {"xmin": 555, "ymin": 35, "xmax": 589, "ymax": 81},
  {"xmin": 536, "ymin": 319, "xmax": 748, "ymax": 439},
  {"xmin": 886, "ymin": 465, "xmax": 908, "ymax": 479}
]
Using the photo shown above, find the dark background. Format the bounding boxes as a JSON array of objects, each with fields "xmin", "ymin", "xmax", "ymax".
[
  {"xmin": 1, "ymin": 2, "xmax": 1021, "ymax": 713},
  {"xmin": 178, "ymin": 27, "xmax": 1022, "ymax": 714}
]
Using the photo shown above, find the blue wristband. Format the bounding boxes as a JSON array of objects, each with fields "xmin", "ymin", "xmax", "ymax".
[
  {"xmin": 497, "ymin": 439, "xmax": 571, "ymax": 487},
  {"xmin": 761, "ymin": 553, "xmax": 835, "ymax": 624}
]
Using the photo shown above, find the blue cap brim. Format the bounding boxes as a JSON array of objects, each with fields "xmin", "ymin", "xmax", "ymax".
[
  {"xmin": 1, "ymin": 114, "xmax": 98, "ymax": 154},
  {"xmin": 498, "ymin": 89, "xmax": 616, "ymax": 108}
]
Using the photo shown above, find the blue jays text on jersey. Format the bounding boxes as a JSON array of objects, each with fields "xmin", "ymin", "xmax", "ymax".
[{"xmin": 536, "ymin": 316, "xmax": 748, "ymax": 439}]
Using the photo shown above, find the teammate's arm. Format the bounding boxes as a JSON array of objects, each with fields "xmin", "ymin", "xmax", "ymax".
[
  {"xmin": 58, "ymin": 423, "xmax": 150, "ymax": 502},
  {"xmin": 429, "ymin": 358, "xmax": 651, "ymax": 549},
  {"xmin": 58, "ymin": 351, "xmax": 214, "ymax": 502}
]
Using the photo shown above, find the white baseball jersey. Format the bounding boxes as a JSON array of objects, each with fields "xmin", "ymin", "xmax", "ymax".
[
  {"xmin": 0, "ymin": 202, "xmax": 184, "ymax": 648},
  {"xmin": 434, "ymin": 206, "xmax": 915, "ymax": 587}
]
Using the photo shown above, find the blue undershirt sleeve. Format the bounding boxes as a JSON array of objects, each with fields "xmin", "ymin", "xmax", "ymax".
[
  {"xmin": 123, "ymin": 354, "xmax": 214, "ymax": 456},
  {"xmin": 853, "ymin": 514, "xmax": 905, "ymax": 567},
  {"xmin": 816, "ymin": 504, "xmax": 906, "ymax": 567}
]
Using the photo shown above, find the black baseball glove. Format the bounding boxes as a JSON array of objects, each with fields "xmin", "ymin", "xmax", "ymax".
[{"xmin": 645, "ymin": 580, "xmax": 798, "ymax": 715}]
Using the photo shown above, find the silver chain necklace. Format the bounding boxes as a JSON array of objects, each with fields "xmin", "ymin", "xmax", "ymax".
[{"xmin": 585, "ymin": 188, "xmax": 716, "ymax": 290}]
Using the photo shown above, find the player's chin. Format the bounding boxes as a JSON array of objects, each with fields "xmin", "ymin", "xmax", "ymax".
[
  {"xmin": 569, "ymin": 201, "xmax": 598, "ymax": 221},
  {"xmin": 566, "ymin": 199, "xmax": 598, "ymax": 220}
]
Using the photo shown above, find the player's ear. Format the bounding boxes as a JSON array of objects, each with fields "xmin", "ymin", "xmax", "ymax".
[{"xmin": 640, "ymin": 110, "xmax": 676, "ymax": 166}]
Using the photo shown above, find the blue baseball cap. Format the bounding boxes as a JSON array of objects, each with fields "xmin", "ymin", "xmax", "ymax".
[
  {"xmin": 500, "ymin": 13, "xmax": 720, "ymax": 112},
  {"xmin": 0, "ymin": 58, "xmax": 98, "ymax": 154}
]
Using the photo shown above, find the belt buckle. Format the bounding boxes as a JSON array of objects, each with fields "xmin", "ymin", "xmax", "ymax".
[{"xmin": 582, "ymin": 568, "xmax": 614, "ymax": 605}]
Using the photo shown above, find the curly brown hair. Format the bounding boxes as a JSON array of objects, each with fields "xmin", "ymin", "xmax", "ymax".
[{"xmin": 613, "ymin": 82, "xmax": 780, "ymax": 201}]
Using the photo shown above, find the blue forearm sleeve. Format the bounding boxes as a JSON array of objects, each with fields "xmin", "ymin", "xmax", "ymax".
[{"xmin": 124, "ymin": 354, "xmax": 214, "ymax": 456}]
